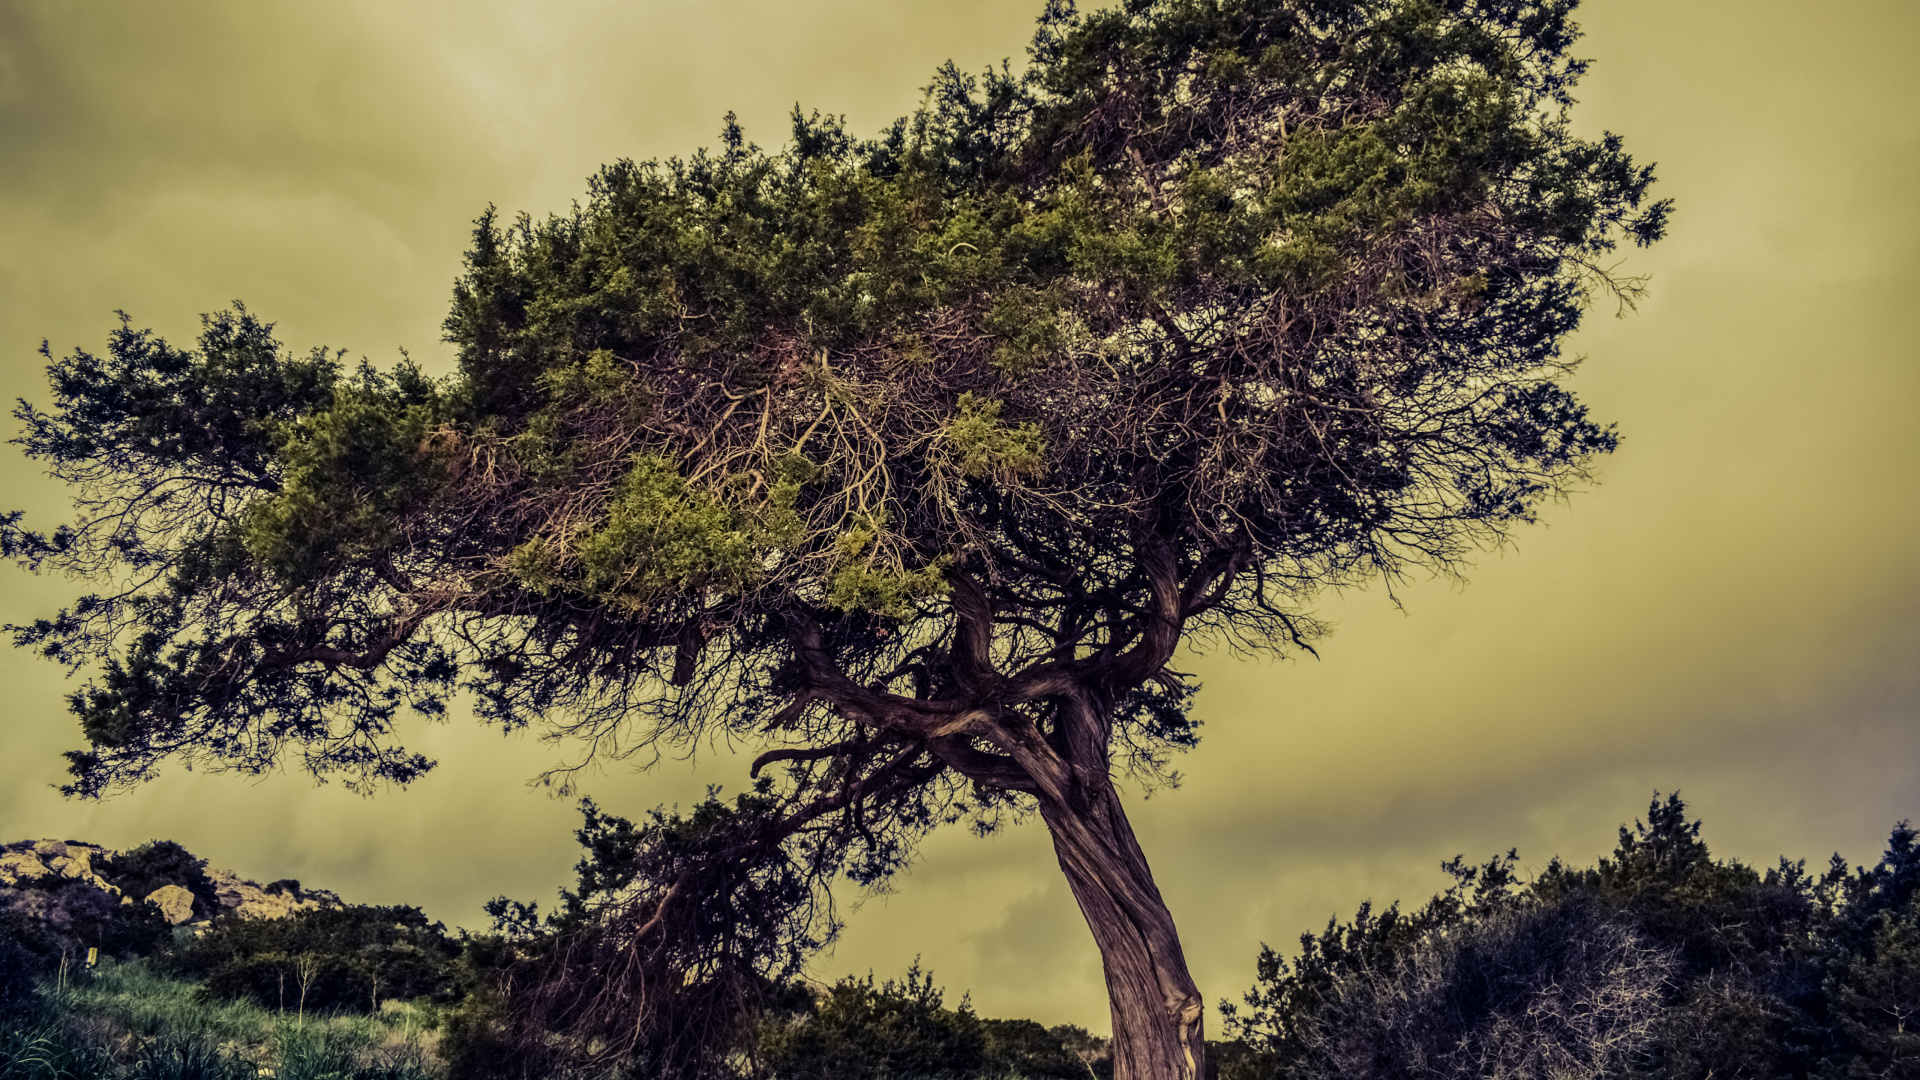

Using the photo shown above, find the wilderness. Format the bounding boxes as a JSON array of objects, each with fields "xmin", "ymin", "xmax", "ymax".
[
  {"xmin": 6, "ymin": 796, "xmax": 1920, "ymax": 1078},
  {"xmin": 1, "ymin": 0, "xmax": 1911, "ymax": 1076}
]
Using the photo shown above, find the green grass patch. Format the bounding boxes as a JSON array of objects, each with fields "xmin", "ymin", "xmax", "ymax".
[{"xmin": 9, "ymin": 959, "xmax": 440, "ymax": 1080}]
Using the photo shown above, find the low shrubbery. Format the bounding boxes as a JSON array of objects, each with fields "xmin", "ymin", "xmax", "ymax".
[
  {"xmin": 749, "ymin": 964, "xmax": 1104, "ymax": 1080},
  {"xmin": 166, "ymin": 905, "xmax": 463, "ymax": 1016},
  {"xmin": 1218, "ymin": 795, "xmax": 1920, "ymax": 1080},
  {"xmin": 0, "ymin": 878, "xmax": 171, "ymax": 970},
  {"xmin": 12, "ymin": 797, "xmax": 1920, "ymax": 1079}
]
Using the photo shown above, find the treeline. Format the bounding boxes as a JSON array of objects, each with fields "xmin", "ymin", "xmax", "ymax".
[{"xmin": 7, "ymin": 796, "xmax": 1920, "ymax": 1079}]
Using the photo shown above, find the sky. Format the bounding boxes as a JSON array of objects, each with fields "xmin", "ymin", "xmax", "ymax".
[{"xmin": 1, "ymin": 0, "xmax": 1916, "ymax": 1034}]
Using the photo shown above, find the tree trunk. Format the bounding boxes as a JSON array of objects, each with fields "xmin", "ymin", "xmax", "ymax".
[{"xmin": 1039, "ymin": 782, "xmax": 1206, "ymax": 1080}]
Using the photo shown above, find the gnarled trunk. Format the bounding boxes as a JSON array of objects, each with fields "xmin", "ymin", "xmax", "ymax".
[{"xmin": 1039, "ymin": 783, "xmax": 1205, "ymax": 1080}]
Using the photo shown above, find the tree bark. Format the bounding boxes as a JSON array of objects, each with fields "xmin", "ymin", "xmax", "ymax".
[{"xmin": 1039, "ymin": 782, "xmax": 1206, "ymax": 1080}]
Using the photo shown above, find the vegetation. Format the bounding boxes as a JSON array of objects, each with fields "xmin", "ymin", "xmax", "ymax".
[
  {"xmin": 3, "ymin": 0, "xmax": 1670, "ymax": 1076},
  {"xmin": 0, "ymin": 882, "xmax": 170, "ymax": 970},
  {"xmin": 9, "ymin": 798, "xmax": 1920, "ymax": 1079},
  {"xmin": 0, "ymin": 958, "xmax": 437, "ymax": 1080},
  {"xmin": 97, "ymin": 844, "xmax": 217, "ymax": 918},
  {"xmin": 1218, "ymin": 795, "xmax": 1920, "ymax": 1080},
  {"xmin": 165, "ymin": 905, "xmax": 464, "ymax": 1016}
]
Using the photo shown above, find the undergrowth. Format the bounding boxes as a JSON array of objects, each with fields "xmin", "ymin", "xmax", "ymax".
[{"xmin": 2, "ymin": 959, "xmax": 439, "ymax": 1080}]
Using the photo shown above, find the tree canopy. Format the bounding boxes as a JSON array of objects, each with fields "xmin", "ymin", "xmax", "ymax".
[{"xmin": 5, "ymin": 1, "xmax": 1666, "ymax": 1077}]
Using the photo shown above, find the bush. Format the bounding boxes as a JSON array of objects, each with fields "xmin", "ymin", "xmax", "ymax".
[
  {"xmin": 102, "ymin": 842, "xmax": 217, "ymax": 916},
  {"xmin": 0, "ymin": 877, "xmax": 170, "ymax": 965},
  {"xmin": 755, "ymin": 964, "xmax": 985, "ymax": 1080},
  {"xmin": 1224, "ymin": 797, "xmax": 1920, "ymax": 1080},
  {"xmin": 0, "ymin": 914, "xmax": 48, "ymax": 1019},
  {"xmin": 170, "ymin": 905, "xmax": 461, "ymax": 1014},
  {"xmin": 1290, "ymin": 898, "xmax": 1671, "ymax": 1079},
  {"xmin": 980, "ymin": 1018, "xmax": 1105, "ymax": 1080}
]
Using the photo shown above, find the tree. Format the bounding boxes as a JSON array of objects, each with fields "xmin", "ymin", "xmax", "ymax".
[{"xmin": 3, "ymin": 1, "xmax": 1666, "ymax": 1077}]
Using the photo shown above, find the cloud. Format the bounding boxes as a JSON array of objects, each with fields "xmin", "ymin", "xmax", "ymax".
[{"xmin": 0, "ymin": 0, "xmax": 1914, "ymax": 1035}]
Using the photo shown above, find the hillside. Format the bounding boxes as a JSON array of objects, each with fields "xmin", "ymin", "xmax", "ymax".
[{"xmin": 6, "ymin": 799, "xmax": 1920, "ymax": 1079}]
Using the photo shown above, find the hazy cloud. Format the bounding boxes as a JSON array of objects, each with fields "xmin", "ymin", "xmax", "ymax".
[{"xmin": 0, "ymin": 0, "xmax": 1914, "ymax": 1034}]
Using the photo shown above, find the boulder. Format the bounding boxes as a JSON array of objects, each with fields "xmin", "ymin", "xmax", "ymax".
[
  {"xmin": 145, "ymin": 884, "xmax": 197, "ymax": 925},
  {"xmin": 0, "ymin": 850, "xmax": 50, "ymax": 885}
]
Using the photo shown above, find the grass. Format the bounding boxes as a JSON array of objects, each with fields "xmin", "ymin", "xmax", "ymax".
[{"xmin": 2, "ymin": 960, "xmax": 440, "ymax": 1080}]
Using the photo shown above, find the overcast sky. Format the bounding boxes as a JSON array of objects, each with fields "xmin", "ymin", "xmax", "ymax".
[{"xmin": 1, "ymin": 0, "xmax": 1915, "ymax": 1033}]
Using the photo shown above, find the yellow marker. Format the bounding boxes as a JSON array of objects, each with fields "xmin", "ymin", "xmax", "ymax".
[{"xmin": 86, "ymin": 947, "xmax": 98, "ymax": 968}]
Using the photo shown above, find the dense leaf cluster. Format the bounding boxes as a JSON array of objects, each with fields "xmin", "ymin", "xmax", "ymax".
[{"xmin": 1220, "ymin": 796, "xmax": 1920, "ymax": 1080}]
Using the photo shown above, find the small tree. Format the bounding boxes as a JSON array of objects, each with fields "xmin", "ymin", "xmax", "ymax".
[{"xmin": 4, "ymin": 1, "xmax": 1665, "ymax": 1077}]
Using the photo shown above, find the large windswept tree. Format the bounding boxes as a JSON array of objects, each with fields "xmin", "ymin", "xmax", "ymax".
[{"xmin": 5, "ymin": 1, "xmax": 1665, "ymax": 1077}]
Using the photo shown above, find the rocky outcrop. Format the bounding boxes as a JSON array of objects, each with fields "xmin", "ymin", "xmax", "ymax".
[
  {"xmin": 205, "ymin": 866, "xmax": 338, "ymax": 920},
  {"xmin": 0, "ymin": 838, "xmax": 342, "ymax": 946},
  {"xmin": 0, "ymin": 841, "xmax": 122, "ymax": 897}
]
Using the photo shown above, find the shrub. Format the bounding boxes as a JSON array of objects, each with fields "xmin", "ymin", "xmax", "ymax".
[
  {"xmin": 0, "ymin": 913, "xmax": 48, "ymax": 1019},
  {"xmin": 0, "ymin": 876, "xmax": 170, "ymax": 963},
  {"xmin": 980, "ymin": 1018, "xmax": 1104, "ymax": 1079},
  {"xmin": 171, "ymin": 906, "xmax": 462, "ymax": 1014},
  {"xmin": 103, "ymin": 842, "xmax": 217, "ymax": 916},
  {"xmin": 755, "ymin": 964, "xmax": 985, "ymax": 1080}
]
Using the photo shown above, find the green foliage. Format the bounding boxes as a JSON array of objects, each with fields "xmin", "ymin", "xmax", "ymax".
[
  {"xmin": 826, "ymin": 515, "xmax": 951, "ymax": 619},
  {"xmin": 5, "ymin": 0, "xmax": 1666, "ymax": 815},
  {"xmin": 242, "ymin": 369, "xmax": 446, "ymax": 583},
  {"xmin": 0, "ymin": 914, "xmax": 45, "ymax": 1019},
  {"xmin": 981, "ymin": 288, "xmax": 1067, "ymax": 376},
  {"xmin": 117, "ymin": 1038, "xmax": 248, "ymax": 1080},
  {"xmin": 745, "ymin": 964, "xmax": 1107, "ymax": 1080},
  {"xmin": 56, "ymin": 958, "xmax": 298, "ymax": 1045},
  {"xmin": 945, "ymin": 395, "xmax": 1044, "ymax": 481},
  {"xmin": 1223, "ymin": 797, "xmax": 1920, "ymax": 1080},
  {"xmin": 1828, "ymin": 905, "xmax": 1920, "ymax": 1074},
  {"xmin": 169, "ymin": 906, "xmax": 462, "ymax": 1014},
  {"xmin": 572, "ymin": 455, "xmax": 762, "ymax": 606},
  {"xmin": 0, "ymin": 1008, "xmax": 113, "ymax": 1080},
  {"xmin": 1, "ymin": 876, "xmax": 172, "ymax": 964},
  {"xmin": 103, "ymin": 842, "xmax": 217, "ymax": 915},
  {"xmin": 537, "ymin": 348, "xmax": 634, "ymax": 406},
  {"xmin": 979, "ymin": 1018, "xmax": 1105, "ymax": 1080},
  {"xmin": 755, "ymin": 964, "xmax": 985, "ymax": 1080},
  {"xmin": 21, "ymin": 959, "xmax": 440, "ymax": 1080}
]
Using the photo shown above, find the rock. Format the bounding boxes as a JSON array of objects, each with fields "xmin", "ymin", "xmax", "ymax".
[
  {"xmin": 145, "ymin": 884, "xmax": 197, "ymax": 925},
  {"xmin": 5, "ymin": 837, "xmax": 345, "ymax": 944},
  {"xmin": 47, "ymin": 845, "xmax": 118, "ymax": 894},
  {"xmin": 205, "ymin": 866, "xmax": 338, "ymax": 920},
  {"xmin": 0, "ymin": 851, "xmax": 50, "ymax": 885}
]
